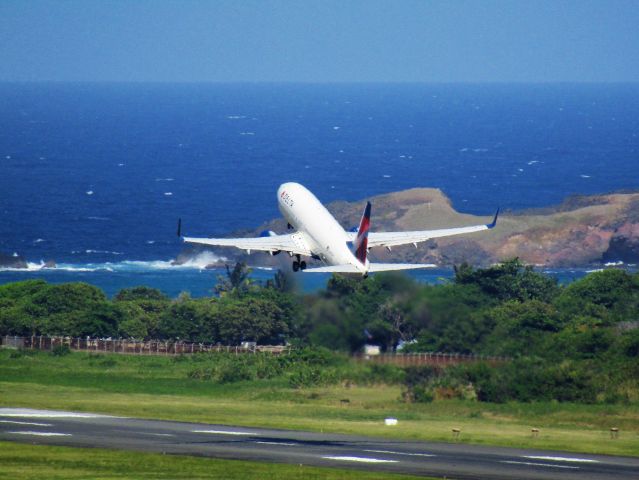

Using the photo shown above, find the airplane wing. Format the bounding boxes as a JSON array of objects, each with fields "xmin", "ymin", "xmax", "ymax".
[
  {"xmin": 359, "ymin": 209, "xmax": 499, "ymax": 249},
  {"xmin": 183, "ymin": 231, "xmax": 313, "ymax": 257}
]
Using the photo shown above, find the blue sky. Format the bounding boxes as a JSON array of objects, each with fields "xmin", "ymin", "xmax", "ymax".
[{"xmin": 1, "ymin": 0, "xmax": 637, "ymax": 82}]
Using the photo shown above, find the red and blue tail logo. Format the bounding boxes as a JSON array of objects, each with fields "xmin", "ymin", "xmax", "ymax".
[{"xmin": 354, "ymin": 202, "xmax": 371, "ymax": 264}]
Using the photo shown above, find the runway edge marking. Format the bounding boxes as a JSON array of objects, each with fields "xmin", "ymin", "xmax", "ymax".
[
  {"xmin": 364, "ymin": 449, "xmax": 436, "ymax": 457},
  {"xmin": 322, "ymin": 456, "xmax": 398, "ymax": 464},
  {"xmin": 8, "ymin": 431, "xmax": 72, "ymax": 437},
  {"xmin": 502, "ymin": 460, "xmax": 579, "ymax": 470},
  {"xmin": 191, "ymin": 429, "xmax": 257, "ymax": 436},
  {"xmin": 524, "ymin": 455, "xmax": 600, "ymax": 463}
]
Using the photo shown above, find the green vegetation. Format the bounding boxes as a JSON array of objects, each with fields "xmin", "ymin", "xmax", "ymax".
[
  {"xmin": 1, "ymin": 260, "xmax": 639, "ymax": 459},
  {"xmin": 0, "ymin": 441, "xmax": 426, "ymax": 480},
  {"xmin": 1, "ymin": 259, "xmax": 638, "ymax": 404}
]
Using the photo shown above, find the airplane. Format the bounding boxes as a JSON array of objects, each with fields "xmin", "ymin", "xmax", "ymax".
[{"xmin": 179, "ymin": 182, "xmax": 498, "ymax": 276}]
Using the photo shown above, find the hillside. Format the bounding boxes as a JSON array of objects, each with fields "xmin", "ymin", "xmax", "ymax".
[{"xmin": 177, "ymin": 189, "xmax": 639, "ymax": 268}]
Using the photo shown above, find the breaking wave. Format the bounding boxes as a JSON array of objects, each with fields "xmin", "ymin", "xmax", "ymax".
[{"xmin": 0, "ymin": 252, "xmax": 228, "ymax": 273}]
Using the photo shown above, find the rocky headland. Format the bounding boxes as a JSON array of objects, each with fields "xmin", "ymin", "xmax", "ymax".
[{"xmin": 178, "ymin": 188, "xmax": 639, "ymax": 269}]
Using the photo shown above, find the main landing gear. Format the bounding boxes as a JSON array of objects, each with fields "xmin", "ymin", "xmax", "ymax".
[{"xmin": 292, "ymin": 254, "xmax": 307, "ymax": 272}]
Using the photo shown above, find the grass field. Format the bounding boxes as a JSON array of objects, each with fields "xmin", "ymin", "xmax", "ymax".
[
  {"xmin": 0, "ymin": 441, "xmax": 428, "ymax": 480},
  {"xmin": 1, "ymin": 349, "xmax": 638, "ymax": 457}
]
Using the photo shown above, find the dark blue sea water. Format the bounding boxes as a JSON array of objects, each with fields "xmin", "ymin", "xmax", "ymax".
[{"xmin": 1, "ymin": 83, "xmax": 638, "ymax": 295}]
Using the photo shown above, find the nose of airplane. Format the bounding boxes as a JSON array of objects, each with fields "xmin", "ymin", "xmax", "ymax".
[{"xmin": 277, "ymin": 182, "xmax": 299, "ymax": 199}]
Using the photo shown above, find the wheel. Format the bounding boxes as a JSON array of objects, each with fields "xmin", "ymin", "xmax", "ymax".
[
  {"xmin": 292, "ymin": 261, "xmax": 300, "ymax": 272},
  {"xmin": 300, "ymin": 261, "xmax": 307, "ymax": 270}
]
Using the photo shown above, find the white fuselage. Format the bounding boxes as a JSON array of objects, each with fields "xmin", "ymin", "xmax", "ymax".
[{"xmin": 277, "ymin": 182, "xmax": 367, "ymax": 272}]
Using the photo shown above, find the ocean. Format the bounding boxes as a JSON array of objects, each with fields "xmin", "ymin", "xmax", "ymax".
[{"xmin": 1, "ymin": 83, "xmax": 638, "ymax": 295}]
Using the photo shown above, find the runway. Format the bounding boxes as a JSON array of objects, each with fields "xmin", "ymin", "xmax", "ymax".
[{"xmin": 1, "ymin": 408, "xmax": 637, "ymax": 479}]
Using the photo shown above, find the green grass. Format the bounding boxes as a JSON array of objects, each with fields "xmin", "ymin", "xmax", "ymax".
[
  {"xmin": 1, "ymin": 349, "xmax": 638, "ymax": 457},
  {"xmin": 0, "ymin": 441, "xmax": 427, "ymax": 480}
]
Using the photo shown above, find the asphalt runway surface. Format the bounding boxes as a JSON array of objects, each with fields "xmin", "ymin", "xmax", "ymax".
[{"xmin": 1, "ymin": 408, "xmax": 637, "ymax": 479}]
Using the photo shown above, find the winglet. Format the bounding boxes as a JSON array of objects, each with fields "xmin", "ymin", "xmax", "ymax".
[
  {"xmin": 486, "ymin": 208, "xmax": 500, "ymax": 229},
  {"xmin": 177, "ymin": 218, "xmax": 182, "ymax": 237}
]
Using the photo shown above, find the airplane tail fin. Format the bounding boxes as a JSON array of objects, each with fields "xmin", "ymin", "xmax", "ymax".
[{"xmin": 354, "ymin": 201, "xmax": 371, "ymax": 264}]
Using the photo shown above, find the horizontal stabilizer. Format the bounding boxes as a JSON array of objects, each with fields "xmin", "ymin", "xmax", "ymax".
[
  {"xmin": 367, "ymin": 263, "xmax": 436, "ymax": 272},
  {"xmin": 302, "ymin": 263, "xmax": 436, "ymax": 274},
  {"xmin": 302, "ymin": 264, "xmax": 362, "ymax": 273}
]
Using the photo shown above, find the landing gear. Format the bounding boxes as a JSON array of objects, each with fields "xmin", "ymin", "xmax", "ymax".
[{"xmin": 292, "ymin": 255, "xmax": 307, "ymax": 272}]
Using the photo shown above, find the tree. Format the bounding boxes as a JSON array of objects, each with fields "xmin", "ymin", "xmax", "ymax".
[
  {"xmin": 114, "ymin": 286, "xmax": 169, "ymax": 302},
  {"xmin": 215, "ymin": 262, "xmax": 254, "ymax": 297},
  {"xmin": 455, "ymin": 258, "xmax": 559, "ymax": 303},
  {"xmin": 217, "ymin": 297, "xmax": 287, "ymax": 344},
  {"xmin": 556, "ymin": 269, "xmax": 639, "ymax": 324}
]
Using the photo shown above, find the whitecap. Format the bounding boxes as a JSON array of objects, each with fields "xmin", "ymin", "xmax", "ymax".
[
  {"xmin": 33, "ymin": 238, "xmax": 45, "ymax": 243},
  {"xmin": 118, "ymin": 163, "xmax": 124, "ymax": 167},
  {"xmin": 226, "ymin": 115, "xmax": 246, "ymax": 119},
  {"xmin": 87, "ymin": 216, "xmax": 110, "ymax": 221},
  {"xmin": 86, "ymin": 190, "xmax": 94, "ymax": 195},
  {"xmin": 164, "ymin": 192, "xmax": 173, "ymax": 196},
  {"xmin": 580, "ymin": 174, "xmax": 591, "ymax": 178},
  {"xmin": 239, "ymin": 132, "xmax": 255, "ymax": 136},
  {"xmin": 155, "ymin": 178, "xmax": 174, "ymax": 182},
  {"xmin": 383, "ymin": 175, "xmax": 391, "ymax": 178},
  {"xmin": 146, "ymin": 240, "xmax": 156, "ymax": 244},
  {"xmin": 333, "ymin": 126, "xmax": 340, "ymax": 130},
  {"xmin": 527, "ymin": 160, "xmax": 539, "ymax": 165},
  {"xmin": 85, "ymin": 249, "xmax": 123, "ymax": 255}
]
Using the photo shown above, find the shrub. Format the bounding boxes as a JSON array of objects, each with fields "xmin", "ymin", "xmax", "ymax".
[{"xmin": 50, "ymin": 344, "xmax": 71, "ymax": 356}]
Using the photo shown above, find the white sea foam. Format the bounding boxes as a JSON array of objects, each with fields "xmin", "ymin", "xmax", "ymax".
[
  {"xmin": 0, "ymin": 261, "xmax": 46, "ymax": 272},
  {"xmin": 86, "ymin": 190, "xmax": 94, "ymax": 195},
  {"xmin": 86, "ymin": 250, "xmax": 123, "ymax": 255},
  {"xmin": 1, "ymin": 253, "xmax": 228, "ymax": 274},
  {"xmin": 226, "ymin": 115, "xmax": 246, "ymax": 119},
  {"xmin": 580, "ymin": 174, "xmax": 591, "ymax": 178},
  {"xmin": 164, "ymin": 192, "xmax": 173, "ymax": 196},
  {"xmin": 87, "ymin": 216, "xmax": 110, "ymax": 221},
  {"xmin": 155, "ymin": 178, "xmax": 174, "ymax": 182},
  {"xmin": 34, "ymin": 238, "xmax": 45, "ymax": 243}
]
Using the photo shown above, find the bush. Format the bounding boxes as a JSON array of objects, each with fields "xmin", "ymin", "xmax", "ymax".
[{"xmin": 50, "ymin": 344, "xmax": 71, "ymax": 357}]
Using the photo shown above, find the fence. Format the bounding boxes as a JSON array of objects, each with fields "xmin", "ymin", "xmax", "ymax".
[
  {"xmin": 1, "ymin": 336, "xmax": 507, "ymax": 365},
  {"xmin": 354, "ymin": 351, "xmax": 508, "ymax": 367},
  {"xmin": 0, "ymin": 335, "xmax": 289, "ymax": 356}
]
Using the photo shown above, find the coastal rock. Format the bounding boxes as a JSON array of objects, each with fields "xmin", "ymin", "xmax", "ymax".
[{"xmin": 0, "ymin": 252, "xmax": 28, "ymax": 269}]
